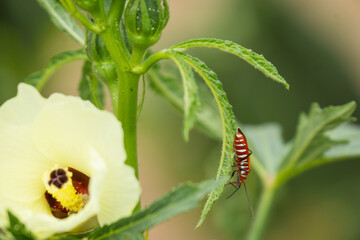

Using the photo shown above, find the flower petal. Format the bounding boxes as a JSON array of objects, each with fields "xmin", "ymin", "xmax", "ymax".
[
  {"xmin": 32, "ymin": 93, "xmax": 126, "ymax": 176},
  {"xmin": 0, "ymin": 83, "xmax": 45, "ymax": 128},
  {"xmin": 0, "ymin": 148, "xmax": 107, "ymax": 239},
  {"xmin": 0, "ymin": 125, "xmax": 54, "ymax": 202},
  {"xmin": 0, "ymin": 84, "xmax": 141, "ymax": 238},
  {"xmin": 32, "ymin": 93, "xmax": 140, "ymax": 225},
  {"xmin": 97, "ymin": 164, "xmax": 141, "ymax": 225}
]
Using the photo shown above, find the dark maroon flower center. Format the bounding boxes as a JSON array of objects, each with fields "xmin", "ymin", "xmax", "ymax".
[{"xmin": 44, "ymin": 167, "xmax": 90, "ymax": 219}]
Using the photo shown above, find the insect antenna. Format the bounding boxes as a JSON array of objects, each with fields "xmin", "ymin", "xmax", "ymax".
[{"xmin": 243, "ymin": 182, "xmax": 254, "ymax": 219}]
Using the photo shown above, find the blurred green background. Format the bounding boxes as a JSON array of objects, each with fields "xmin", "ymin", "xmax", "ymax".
[{"xmin": 1, "ymin": 0, "xmax": 359, "ymax": 239}]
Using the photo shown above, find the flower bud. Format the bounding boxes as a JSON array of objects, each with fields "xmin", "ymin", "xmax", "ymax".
[
  {"xmin": 85, "ymin": 32, "xmax": 118, "ymax": 102},
  {"xmin": 86, "ymin": 31, "xmax": 112, "ymax": 62},
  {"xmin": 93, "ymin": 61, "xmax": 117, "ymax": 87},
  {"xmin": 124, "ymin": 0, "xmax": 169, "ymax": 48}
]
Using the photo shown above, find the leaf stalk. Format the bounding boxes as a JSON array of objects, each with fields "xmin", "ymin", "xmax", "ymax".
[{"xmin": 247, "ymin": 179, "xmax": 277, "ymax": 240}]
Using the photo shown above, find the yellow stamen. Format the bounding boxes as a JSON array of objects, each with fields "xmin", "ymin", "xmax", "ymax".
[{"xmin": 43, "ymin": 167, "xmax": 85, "ymax": 212}]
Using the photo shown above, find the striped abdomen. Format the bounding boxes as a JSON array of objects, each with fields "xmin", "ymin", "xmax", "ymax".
[
  {"xmin": 233, "ymin": 128, "xmax": 251, "ymax": 182},
  {"xmin": 226, "ymin": 127, "xmax": 254, "ymax": 216}
]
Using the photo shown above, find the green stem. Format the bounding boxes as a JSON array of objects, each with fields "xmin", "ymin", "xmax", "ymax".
[
  {"xmin": 98, "ymin": 0, "xmax": 106, "ymax": 20},
  {"xmin": 99, "ymin": 29, "xmax": 130, "ymax": 69},
  {"xmin": 60, "ymin": 0, "xmax": 102, "ymax": 33},
  {"xmin": 86, "ymin": 7, "xmax": 147, "ymax": 212},
  {"xmin": 118, "ymin": 46, "xmax": 147, "ymax": 178},
  {"xmin": 133, "ymin": 49, "xmax": 168, "ymax": 74},
  {"xmin": 108, "ymin": 0, "xmax": 127, "ymax": 24},
  {"xmin": 247, "ymin": 180, "xmax": 277, "ymax": 240},
  {"xmin": 118, "ymin": 71, "xmax": 140, "ymax": 178},
  {"xmin": 100, "ymin": 29, "xmax": 146, "ymax": 180},
  {"xmin": 107, "ymin": 82, "xmax": 119, "ymax": 113}
]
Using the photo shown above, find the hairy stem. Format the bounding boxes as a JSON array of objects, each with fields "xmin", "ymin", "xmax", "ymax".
[
  {"xmin": 118, "ymin": 71, "xmax": 140, "ymax": 178},
  {"xmin": 133, "ymin": 49, "xmax": 167, "ymax": 74},
  {"xmin": 60, "ymin": 0, "xmax": 101, "ymax": 33},
  {"xmin": 100, "ymin": 26, "xmax": 139, "ymax": 179},
  {"xmin": 108, "ymin": 0, "xmax": 127, "ymax": 24}
]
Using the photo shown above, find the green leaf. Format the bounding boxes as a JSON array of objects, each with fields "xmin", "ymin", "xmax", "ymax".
[
  {"xmin": 25, "ymin": 49, "xmax": 87, "ymax": 91},
  {"xmin": 6, "ymin": 211, "xmax": 34, "ymax": 240},
  {"xmin": 147, "ymin": 62, "xmax": 184, "ymax": 111},
  {"xmin": 171, "ymin": 38, "xmax": 289, "ymax": 89},
  {"xmin": 325, "ymin": 123, "xmax": 360, "ymax": 159},
  {"xmin": 244, "ymin": 123, "xmax": 289, "ymax": 178},
  {"xmin": 283, "ymin": 123, "xmax": 360, "ymax": 180},
  {"xmin": 37, "ymin": 0, "xmax": 85, "ymax": 45},
  {"xmin": 147, "ymin": 61, "xmax": 222, "ymax": 139},
  {"xmin": 283, "ymin": 101, "xmax": 357, "ymax": 169},
  {"xmin": 174, "ymin": 52, "xmax": 235, "ymax": 227},
  {"xmin": 88, "ymin": 179, "xmax": 222, "ymax": 239},
  {"xmin": 0, "ymin": 234, "xmax": 11, "ymax": 240},
  {"xmin": 0, "ymin": 228, "xmax": 12, "ymax": 240},
  {"xmin": 96, "ymin": 231, "xmax": 144, "ymax": 240},
  {"xmin": 164, "ymin": 51, "xmax": 199, "ymax": 141},
  {"xmin": 48, "ymin": 235, "xmax": 81, "ymax": 240},
  {"xmin": 78, "ymin": 61, "xmax": 105, "ymax": 109}
]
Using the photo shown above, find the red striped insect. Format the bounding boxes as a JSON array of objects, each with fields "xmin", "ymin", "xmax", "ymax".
[{"xmin": 227, "ymin": 127, "xmax": 254, "ymax": 218}]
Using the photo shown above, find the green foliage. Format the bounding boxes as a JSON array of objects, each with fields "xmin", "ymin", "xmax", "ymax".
[
  {"xmin": 244, "ymin": 102, "xmax": 358, "ymax": 240},
  {"xmin": 147, "ymin": 62, "xmax": 184, "ymax": 111},
  {"xmin": 78, "ymin": 61, "xmax": 105, "ymax": 109},
  {"xmin": 97, "ymin": 232, "xmax": 144, "ymax": 240},
  {"xmin": 25, "ymin": 49, "xmax": 87, "ymax": 91},
  {"xmin": 23, "ymin": 0, "xmax": 360, "ymax": 239},
  {"xmin": 0, "ymin": 233, "xmax": 10, "ymax": 240},
  {"xmin": 142, "ymin": 42, "xmax": 289, "ymax": 226},
  {"xmin": 147, "ymin": 60, "xmax": 359, "ymax": 227},
  {"xmin": 171, "ymin": 38, "xmax": 289, "ymax": 89},
  {"xmin": 36, "ymin": 0, "xmax": 85, "ymax": 45},
  {"xmin": 75, "ymin": 0, "xmax": 99, "ymax": 12},
  {"xmin": 47, "ymin": 235, "xmax": 81, "ymax": 240},
  {"xmin": 285, "ymin": 123, "xmax": 360, "ymax": 181},
  {"xmin": 86, "ymin": 32, "xmax": 112, "ymax": 62},
  {"xmin": 164, "ymin": 51, "xmax": 199, "ymax": 141},
  {"xmin": 86, "ymin": 31, "xmax": 118, "ymax": 108},
  {"xmin": 1, "ymin": 180, "xmax": 220, "ymax": 240},
  {"xmin": 6, "ymin": 212, "xmax": 34, "ymax": 240},
  {"xmin": 176, "ymin": 53, "xmax": 236, "ymax": 227},
  {"xmin": 325, "ymin": 123, "xmax": 360, "ymax": 159},
  {"xmin": 87, "ymin": 179, "xmax": 221, "ymax": 239},
  {"xmin": 244, "ymin": 123, "xmax": 289, "ymax": 178},
  {"xmin": 275, "ymin": 102, "xmax": 357, "ymax": 184},
  {"xmin": 149, "ymin": 66, "xmax": 358, "ymax": 185},
  {"xmin": 139, "ymin": 42, "xmax": 290, "ymax": 225},
  {"xmin": 283, "ymin": 102, "xmax": 356, "ymax": 166},
  {"xmin": 147, "ymin": 62, "xmax": 222, "ymax": 139}
]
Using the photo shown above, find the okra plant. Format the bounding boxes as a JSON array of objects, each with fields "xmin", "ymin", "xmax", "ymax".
[{"xmin": 0, "ymin": 0, "xmax": 359, "ymax": 240}]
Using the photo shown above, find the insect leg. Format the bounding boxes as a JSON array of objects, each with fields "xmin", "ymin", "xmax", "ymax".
[
  {"xmin": 226, "ymin": 183, "xmax": 241, "ymax": 199},
  {"xmin": 237, "ymin": 171, "xmax": 240, "ymax": 188},
  {"xmin": 226, "ymin": 170, "xmax": 237, "ymax": 187},
  {"xmin": 244, "ymin": 182, "xmax": 254, "ymax": 219}
]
